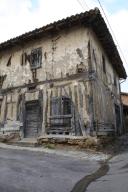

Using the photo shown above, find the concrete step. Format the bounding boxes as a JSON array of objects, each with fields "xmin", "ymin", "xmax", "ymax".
[{"xmin": 37, "ymin": 135, "xmax": 94, "ymax": 146}]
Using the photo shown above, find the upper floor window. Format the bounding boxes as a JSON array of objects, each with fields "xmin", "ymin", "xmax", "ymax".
[
  {"xmin": 102, "ymin": 55, "xmax": 106, "ymax": 74},
  {"xmin": 30, "ymin": 47, "xmax": 42, "ymax": 69}
]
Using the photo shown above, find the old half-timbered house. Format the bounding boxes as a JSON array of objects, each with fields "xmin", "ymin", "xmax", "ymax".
[{"xmin": 0, "ymin": 8, "xmax": 126, "ymax": 140}]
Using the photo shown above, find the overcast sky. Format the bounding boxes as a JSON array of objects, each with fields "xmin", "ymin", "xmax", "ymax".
[{"xmin": 0, "ymin": 0, "xmax": 127, "ymax": 91}]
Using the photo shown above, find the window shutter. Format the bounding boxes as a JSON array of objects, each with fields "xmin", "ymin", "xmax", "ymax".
[
  {"xmin": 62, "ymin": 97, "xmax": 71, "ymax": 115},
  {"xmin": 31, "ymin": 48, "xmax": 42, "ymax": 69},
  {"xmin": 50, "ymin": 97, "xmax": 61, "ymax": 116}
]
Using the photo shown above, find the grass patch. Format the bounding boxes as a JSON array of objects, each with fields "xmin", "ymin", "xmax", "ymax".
[{"xmin": 43, "ymin": 143, "xmax": 55, "ymax": 149}]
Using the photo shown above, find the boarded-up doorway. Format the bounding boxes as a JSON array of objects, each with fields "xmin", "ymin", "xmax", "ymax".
[{"xmin": 24, "ymin": 100, "xmax": 41, "ymax": 138}]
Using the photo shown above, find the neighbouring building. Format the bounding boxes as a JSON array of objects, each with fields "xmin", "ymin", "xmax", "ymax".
[
  {"xmin": 0, "ymin": 8, "xmax": 126, "ymax": 139},
  {"xmin": 121, "ymin": 92, "xmax": 128, "ymax": 132}
]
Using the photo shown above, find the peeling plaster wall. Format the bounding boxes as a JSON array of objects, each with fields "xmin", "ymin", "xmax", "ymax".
[
  {"xmin": 89, "ymin": 29, "xmax": 122, "ymax": 134},
  {"xmin": 89, "ymin": 29, "xmax": 120, "ymax": 94},
  {"xmin": 0, "ymin": 26, "xmax": 89, "ymax": 89},
  {"xmin": 0, "ymin": 26, "xmax": 92, "ymax": 137}
]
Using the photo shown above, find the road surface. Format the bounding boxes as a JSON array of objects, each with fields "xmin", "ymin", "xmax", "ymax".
[
  {"xmin": 0, "ymin": 146, "xmax": 99, "ymax": 192},
  {"xmin": 87, "ymin": 149, "xmax": 128, "ymax": 192}
]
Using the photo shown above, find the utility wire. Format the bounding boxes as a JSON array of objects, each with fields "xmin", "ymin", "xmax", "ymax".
[
  {"xmin": 96, "ymin": 0, "xmax": 128, "ymax": 66},
  {"xmin": 76, "ymin": 0, "xmax": 127, "ymax": 68},
  {"xmin": 81, "ymin": 0, "xmax": 90, "ymax": 10},
  {"xmin": 76, "ymin": 0, "xmax": 85, "ymax": 11},
  {"xmin": 76, "ymin": 0, "xmax": 89, "ymax": 11}
]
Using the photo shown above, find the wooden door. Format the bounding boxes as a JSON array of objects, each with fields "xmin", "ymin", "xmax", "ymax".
[{"xmin": 25, "ymin": 101, "xmax": 41, "ymax": 138}]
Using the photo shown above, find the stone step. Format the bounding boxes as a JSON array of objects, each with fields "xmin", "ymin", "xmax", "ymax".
[
  {"xmin": 37, "ymin": 135, "xmax": 95, "ymax": 146},
  {"xmin": 7, "ymin": 138, "xmax": 38, "ymax": 147}
]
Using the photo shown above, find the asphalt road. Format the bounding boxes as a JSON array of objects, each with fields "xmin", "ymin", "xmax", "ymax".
[
  {"xmin": 87, "ymin": 149, "xmax": 128, "ymax": 192},
  {"xmin": 0, "ymin": 147, "xmax": 99, "ymax": 192}
]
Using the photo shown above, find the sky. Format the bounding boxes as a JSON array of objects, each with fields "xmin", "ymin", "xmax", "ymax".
[{"xmin": 0, "ymin": 0, "xmax": 127, "ymax": 92}]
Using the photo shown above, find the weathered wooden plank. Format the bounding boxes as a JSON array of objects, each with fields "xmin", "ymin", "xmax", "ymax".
[
  {"xmin": 45, "ymin": 90, "xmax": 49, "ymax": 129},
  {"xmin": 38, "ymin": 89, "xmax": 43, "ymax": 135},
  {"xmin": 49, "ymin": 114, "xmax": 72, "ymax": 118},
  {"xmin": 74, "ymin": 85, "xmax": 82, "ymax": 136},
  {"xmin": 78, "ymin": 83, "xmax": 87, "ymax": 136}
]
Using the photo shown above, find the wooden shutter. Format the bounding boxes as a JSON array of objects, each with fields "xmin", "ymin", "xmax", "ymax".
[{"xmin": 31, "ymin": 48, "xmax": 42, "ymax": 69}]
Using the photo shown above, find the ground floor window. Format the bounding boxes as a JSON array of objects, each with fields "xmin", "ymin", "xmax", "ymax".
[{"xmin": 48, "ymin": 96, "xmax": 72, "ymax": 134}]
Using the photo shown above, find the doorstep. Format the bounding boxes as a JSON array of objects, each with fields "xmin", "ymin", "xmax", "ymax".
[{"xmin": 7, "ymin": 138, "xmax": 38, "ymax": 147}]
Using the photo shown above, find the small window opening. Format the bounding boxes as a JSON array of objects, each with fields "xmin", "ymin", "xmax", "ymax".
[
  {"xmin": 7, "ymin": 56, "xmax": 12, "ymax": 66},
  {"xmin": 21, "ymin": 52, "xmax": 27, "ymax": 66},
  {"xmin": 77, "ymin": 62, "xmax": 85, "ymax": 73},
  {"xmin": 28, "ymin": 84, "xmax": 36, "ymax": 91}
]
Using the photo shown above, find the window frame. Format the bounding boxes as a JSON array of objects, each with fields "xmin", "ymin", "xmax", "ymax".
[
  {"xmin": 49, "ymin": 96, "xmax": 72, "ymax": 128},
  {"xmin": 50, "ymin": 96, "xmax": 72, "ymax": 116}
]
